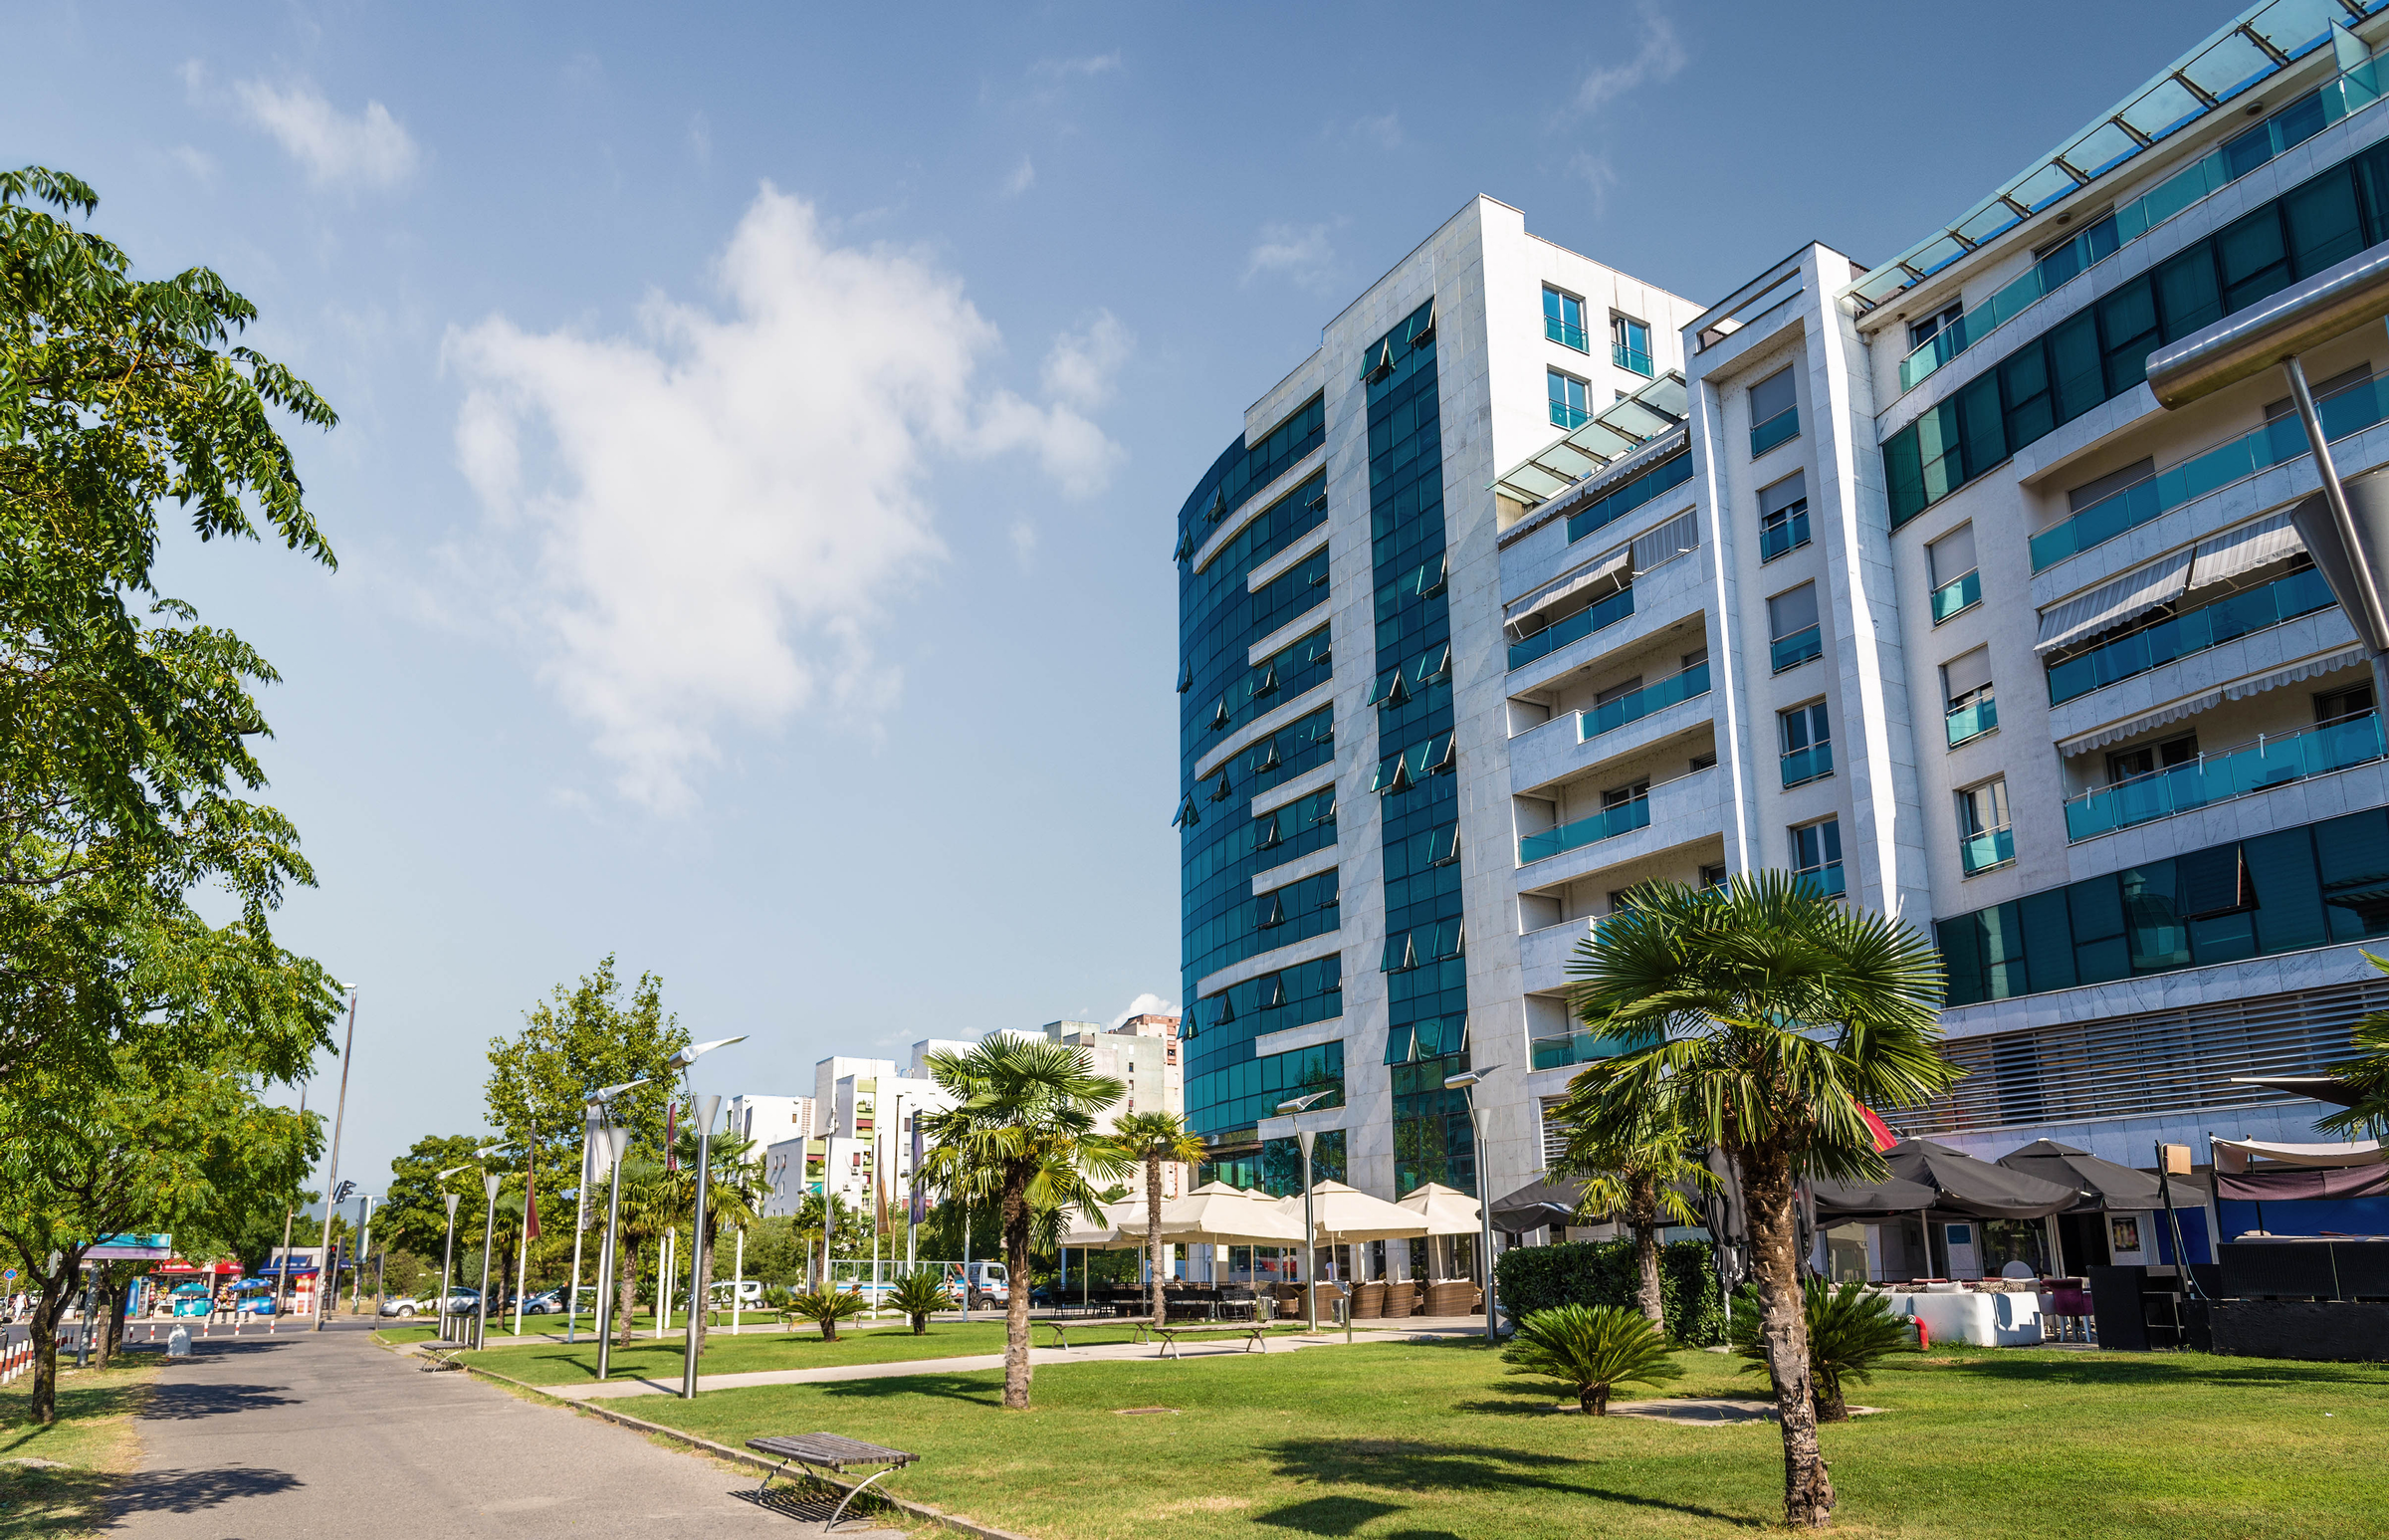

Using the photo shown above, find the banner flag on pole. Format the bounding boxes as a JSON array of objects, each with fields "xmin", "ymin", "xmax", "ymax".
[
  {"xmin": 524, "ymin": 1165, "xmax": 541, "ymax": 1242},
  {"xmin": 665, "ymin": 1101, "xmax": 679, "ymax": 1172}
]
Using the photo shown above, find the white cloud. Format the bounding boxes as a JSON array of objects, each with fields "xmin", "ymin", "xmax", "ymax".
[
  {"xmin": 1346, "ymin": 112, "xmax": 1402, "ymax": 149},
  {"xmin": 1243, "ymin": 222, "xmax": 1337, "ymax": 291},
  {"xmin": 688, "ymin": 111, "xmax": 712, "ymax": 166},
  {"xmin": 234, "ymin": 80, "xmax": 420, "ymax": 190},
  {"xmin": 1108, "ymin": 991, "xmax": 1178, "ymax": 1029},
  {"xmin": 445, "ymin": 184, "xmax": 1123, "ymax": 810},
  {"xmin": 1571, "ymin": 150, "xmax": 1622, "ymax": 215},
  {"xmin": 169, "ymin": 144, "xmax": 217, "ymax": 184},
  {"xmin": 1031, "ymin": 53, "xmax": 1121, "ymax": 81},
  {"xmin": 1040, "ymin": 311, "xmax": 1132, "ymax": 411},
  {"xmin": 1002, "ymin": 154, "xmax": 1036, "ymax": 196},
  {"xmin": 1571, "ymin": 2, "xmax": 1687, "ymax": 115}
]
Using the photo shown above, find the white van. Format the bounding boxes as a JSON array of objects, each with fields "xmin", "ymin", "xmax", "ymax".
[
  {"xmin": 945, "ymin": 1261, "xmax": 1007, "ymax": 1304},
  {"xmin": 709, "ymin": 1279, "xmax": 764, "ymax": 1306}
]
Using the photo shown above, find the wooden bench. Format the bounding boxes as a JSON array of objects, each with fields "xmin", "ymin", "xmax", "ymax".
[
  {"xmin": 1147, "ymin": 1323, "xmax": 1269, "ymax": 1359},
  {"xmin": 747, "ymin": 1432, "xmax": 918, "ymax": 1532}
]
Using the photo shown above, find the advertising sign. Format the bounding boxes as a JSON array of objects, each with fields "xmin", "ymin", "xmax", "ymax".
[{"xmin": 85, "ymin": 1233, "xmax": 173, "ymax": 1261}]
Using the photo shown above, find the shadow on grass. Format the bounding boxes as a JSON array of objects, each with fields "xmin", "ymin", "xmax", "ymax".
[
  {"xmin": 1916, "ymin": 1354, "xmax": 2389, "ymax": 1392},
  {"xmin": 1261, "ymin": 1440, "xmax": 1767, "ymax": 1530},
  {"xmin": 813, "ymin": 1373, "xmax": 1005, "ymax": 1409},
  {"xmin": 1254, "ymin": 1495, "xmax": 1404, "ymax": 1534}
]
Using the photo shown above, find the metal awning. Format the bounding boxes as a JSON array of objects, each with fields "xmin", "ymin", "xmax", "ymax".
[
  {"xmin": 2189, "ymin": 510, "xmax": 2303, "ymax": 587},
  {"xmin": 2227, "ymin": 1074, "xmax": 2366, "ymax": 1108},
  {"xmin": 1503, "ymin": 546, "xmax": 1629, "ymax": 637},
  {"xmin": 1493, "ymin": 373, "xmax": 1689, "ymax": 510},
  {"xmin": 2035, "ymin": 548, "xmax": 2193, "ymax": 655}
]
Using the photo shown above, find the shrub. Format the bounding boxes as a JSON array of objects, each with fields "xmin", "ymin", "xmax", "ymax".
[
  {"xmin": 1494, "ymin": 1239, "xmax": 1727, "ymax": 1345},
  {"xmin": 1500, "ymin": 1303, "xmax": 1683, "ymax": 1416},
  {"xmin": 785, "ymin": 1286, "xmax": 869, "ymax": 1342},
  {"xmin": 1727, "ymin": 1277, "xmax": 1909, "ymax": 1421},
  {"xmin": 887, "ymin": 1271, "xmax": 956, "ymax": 1335}
]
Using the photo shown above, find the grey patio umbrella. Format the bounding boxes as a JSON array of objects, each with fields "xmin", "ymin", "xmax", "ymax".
[
  {"xmin": 1882, "ymin": 1139, "xmax": 2076, "ymax": 1219},
  {"xmin": 1487, "ymin": 1177, "xmax": 1583, "ymax": 1233},
  {"xmin": 1996, "ymin": 1139, "xmax": 2197, "ymax": 1211},
  {"xmin": 1811, "ymin": 1173, "xmax": 1940, "ymax": 1219}
]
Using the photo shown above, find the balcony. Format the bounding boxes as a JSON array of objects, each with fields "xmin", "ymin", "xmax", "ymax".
[
  {"xmin": 1547, "ymin": 317, "xmax": 1589, "ymax": 351},
  {"xmin": 1792, "ymin": 861, "xmax": 1845, "ymax": 898},
  {"xmin": 1612, "ymin": 342, "xmax": 1654, "ymax": 377},
  {"xmin": 1959, "ymin": 825, "xmax": 2016, "ymax": 876},
  {"xmin": 1509, "ymin": 583, "xmax": 1634, "ymax": 671},
  {"xmin": 1750, "ymin": 405, "xmax": 1800, "ymax": 458},
  {"xmin": 2047, "ymin": 567, "xmax": 2334, "ymax": 706},
  {"xmin": 1932, "ymin": 569, "xmax": 1981, "ymax": 623},
  {"xmin": 1771, "ymin": 624, "xmax": 1822, "ymax": 673},
  {"xmin": 1759, "ymin": 507, "xmax": 1811, "ymax": 562},
  {"xmin": 1519, "ymin": 794, "xmax": 1650, "ymax": 865},
  {"xmin": 1551, "ymin": 400, "xmax": 1592, "ymax": 430},
  {"xmin": 2030, "ymin": 375, "xmax": 2389, "ymax": 572},
  {"xmin": 1945, "ymin": 695, "xmax": 1998, "ymax": 748},
  {"xmin": 1781, "ymin": 741, "xmax": 1834, "ymax": 788},
  {"xmin": 1581, "ymin": 660, "xmax": 1710, "ymax": 741},
  {"xmin": 2063, "ymin": 712, "xmax": 2386, "ymax": 842},
  {"xmin": 1530, "ymin": 1028, "xmax": 1640, "ymax": 1071}
]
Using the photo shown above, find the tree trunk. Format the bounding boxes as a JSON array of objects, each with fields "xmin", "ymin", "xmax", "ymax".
[
  {"xmin": 693, "ymin": 1223, "xmax": 715, "ymax": 1356},
  {"xmin": 90, "ymin": 1280, "xmax": 114, "ymax": 1369},
  {"xmin": 1738, "ymin": 1138, "xmax": 1835, "ymax": 1528},
  {"xmin": 615, "ymin": 1244, "xmax": 641, "ymax": 1348},
  {"xmin": 105, "ymin": 1281, "xmax": 126, "ymax": 1362},
  {"xmin": 1000, "ymin": 1165, "xmax": 1034, "ymax": 1411},
  {"xmin": 27, "ymin": 1272, "xmax": 72, "ymax": 1426},
  {"xmin": 1581, "ymin": 1385, "xmax": 1609, "ymax": 1417},
  {"xmin": 1147, "ymin": 1153, "xmax": 1166, "ymax": 1329},
  {"xmin": 1629, "ymin": 1174, "xmax": 1665, "ymax": 1331}
]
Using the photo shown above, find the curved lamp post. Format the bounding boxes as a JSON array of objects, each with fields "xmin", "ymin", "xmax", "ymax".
[
  {"xmin": 571, "ymin": 1077, "xmax": 650, "ymax": 1348},
  {"xmin": 1441, "ymin": 1071, "xmax": 1498, "ymax": 1347},
  {"xmin": 435, "ymin": 1148, "xmax": 499, "ymax": 1343},
  {"xmin": 671, "ymin": 1037, "xmax": 747, "ymax": 1400},
  {"xmin": 474, "ymin": 1169, "xmax": 503, "ymax": 1350},
  {"xmin": 1275, "ymin": 1090, "xmax": 1336, "ymax": 1333},
  {"xmin": 313, "ymin": 983, "xmax": 360, "ymax": 1333}
]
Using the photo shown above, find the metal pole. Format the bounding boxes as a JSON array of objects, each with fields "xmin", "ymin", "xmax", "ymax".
[
  {"xmin": 475, "ymin": 1172, "xmax": 501, "ymax": 1350},
  {"xmin": 595, "ymin": 1128, "xmax": 627, "ymax": 1381},
  {"xmin": 732, "ymin": 1227, "xmax": 745, "ymax": 1337},
  {"xmin": 313, "ymin": 986, "xmax": 360, "ymax": 1332},
  {"xmin": 1472, "ymin": 1102, "xmax": 1496, "ymax": 1346},
  {"xmin": 683, "ymin": 1095, "xmax": 719, "ymax": 1398},
  {"xmin": 438, "ymin": 1194, "xmax": 461, "ymax": 1342},
  {"xmin": 566, "ymin": 1111, "xmax": 596, "ymax": 1345},
  {"xmin": 1298, "ymin": 1130, "xmax": 1318, "ymax": 1334},
  {"xmin": 273, "ymin": 1081, "xmax": 308, "ymax": 1329},
  {"xmin": 656, "ymin": 1228, "xmax": 673, "ymax": 1340},
  {"xmin": 2281, "ymin": 354, "xmax": 2389, "ymax": 708},
  {"xmin": 351, "ymin": 1195, "xmax": 372, "ymax": 1314}
]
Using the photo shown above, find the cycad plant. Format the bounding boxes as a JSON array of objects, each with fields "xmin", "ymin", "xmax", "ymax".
[
  {"xmin": 1500, "ymin": 1303, "xmax": 1681, "ymax": 1416},
  {"xmin": 786, "ymin": 1285, "xmax": 869, "ymax": 1342},
  {"xmin": 1564, "ymin": 872, "xmax": 1955, "ymax": 1528},
  {"xmin": 1729, "ymin": 1278, "xmax": 1910, "ymax": 1422},
  {"xmin": 1113, "ymin": 1111, "xmax": 1207, "ymax": 1327},
  {"xmin": 887, "ymin": 1270, "xmax": 955, "ymax": 1335}
]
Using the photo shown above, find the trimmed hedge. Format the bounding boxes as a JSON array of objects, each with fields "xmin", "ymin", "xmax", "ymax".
[{"xmin": 1494, "ymin": 1238, "xmax": 1727, "ymax": 1346}]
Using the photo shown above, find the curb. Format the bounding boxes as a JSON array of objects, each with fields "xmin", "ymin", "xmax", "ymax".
[{"xmin": 390, "ymin": 1339, "xmax": 1034, "ymax": 1540}]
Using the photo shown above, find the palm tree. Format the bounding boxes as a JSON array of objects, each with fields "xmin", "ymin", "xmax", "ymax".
[
  {"xmin": 2321, "ymin": 951, "xmax": 2389, "ymax": 1140},
  {"xmin": 919, "ymin": 1035, "xmax": 1128, "ymax": 1411},
  {"xmin": 1564, "ymin": 872, "xmax": 1954, "ymax": 1529},
  {"xmin": 1112, "ymin": 1111, "xmax": 1207, "ymax": 1327},
  {"xmin": 1546, "ymin": 1088, "xmax": 1709, "ymax": 1331},
  {"xmin": 665, "ymin": 1122, "xmax": 766, "ymax": 1355},
  {"xmin": 1729, "ymin": 1278, "xmax": 1909, "ymax": 1423},
  {"xmin": 791, "ymin": 1191, "xmax": 853, "ymax": 1288},
  {"xmin": 787, "ymin": 1284, "xmax": 869, "ymax": 1341},
  {"xmin": 1500, "ymin": 1303, "xmax": 1681, "ymax": 1416},
  {"xmin": 606, "ymin": 1158, "xmax": 670, "ymax": 1348}
]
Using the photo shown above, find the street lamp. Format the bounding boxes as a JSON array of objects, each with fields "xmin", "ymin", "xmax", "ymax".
[
  {"xmin": 1276, "ymin": 1090, "xmax": 1335, "ymax": 1334},
  {"xmin": 435, "ymin": 1147, "xmax": 499, "ymax": 1343},
  {"xmin": 571, "ymin": 1077, "xmax": 650, "ymax": 1346},
  {"xmin": 311, "ymin": 983, "xmax": 362, "ymax": 1333},
  {"xmin": 475, "ymin": 1169, "xmax": 504, "ymax": 1350},
  {"xmin": 1441, "ymin": 1071, "xmax": 1498, "ymax": 1347},
  {"xmin": 669, "ymin": 1036, "xmax": 747, "ymax": 1401}
]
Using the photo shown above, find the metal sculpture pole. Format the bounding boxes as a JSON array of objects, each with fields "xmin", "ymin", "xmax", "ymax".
[{"xmin": 682, "ymin": 1095, "xmax": 722, "ymax": 1399}]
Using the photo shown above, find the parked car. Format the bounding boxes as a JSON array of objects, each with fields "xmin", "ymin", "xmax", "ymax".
[
  {"xmin": 520, "ymin": 1290, "xmax": 564, "ymax": 1315},
  {"xmin": 378, "ymin": 1296, "xmax": 427, "ymax": 1318},
  {"xmin": 708, "ymin": 1279, "xmax": 764, "ymax": 1307}
]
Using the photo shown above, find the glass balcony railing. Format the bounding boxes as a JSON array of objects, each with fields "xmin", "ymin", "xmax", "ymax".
[
  {"xmin": 1750, "ymin": 406, "xmax": 1800, "ymax": 458},
  {"xmin": 1759, "ymin": 508, "xmax": 1811, "ymax": 562},
  {"xmin": 1945, "ymin": 694, "xmax": 1998, "ymax": 748},
  {"xmin": 1551, "ymin": 400, "xmax": 1592, "ymax": 430},
  {"xmin": 2046, "ymin": 566, "xmax": 2335, "ymax": 705},
  {"xmin": 2031, "ymin": 375, "xmax": 2389, "ymax": 571},
  {"xmin": 1932, "ymin": 568, "xmax": 1981, "ymax": 622},
  {"xmin": 1894, "ymin": 53, "xmax": 2388, "ymax": 396},
  {"xmin": 1518, "ymin": 794, "xmax": 1650, "ymax": 865},
  {"xmin": 1580, "ymin": 660, "xmax": 1710, "ymax": 740},
  {"xmin": 1781, "ymin": 741, "xmax": 1834, "ymax": 787},
  {"xmin": 1547, "ymin": 317, "xmax": 1589, "ymax": 351},
  {"xmin": 1792, "ymin": 862, "xmax": 1846, "ymax": 899},
  {"xmin": 1771, "ymin": 624, "xmax": 1822, "ymax": 673},
  {"xmin": 1960, "ymin": 825, "xmax": 2016, "ymax": 876},
  {"xmin": 1508, "ymin": 583, "xmax": 1635, "ymax": 671},
  {"xmin": 1529, "ymin": 1029, "xmax": 1638, "ymax": 1071},
  {"xmin": 1613, "ymin": 342, "xmax": 1654, "ymax": 376},
  {"xmin": 2063, "ymin": 712, "xmax": 2386, "ymax": 841}
]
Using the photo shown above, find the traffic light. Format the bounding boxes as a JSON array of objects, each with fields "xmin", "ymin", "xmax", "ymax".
[{"xmin": 332, "ymin": 1181, "xmax": 356, "ymax": 1204}]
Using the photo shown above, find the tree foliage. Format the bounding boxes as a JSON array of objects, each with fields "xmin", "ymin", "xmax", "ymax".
[
  {"xmin": 1729, "ymin": 1279, "xmax": 1911, "ymax": 1423},
  {"xmin": 484, "ymin": 956, "xmax": 686, "ymax": 1180},
  {"xmin": 1110, "ymin": 1110, "xmax": 1204, "ymax": 1327},
  {"xmin": 2321, "ymin": 951, "xmax": 2389, "ymax": 1141},
  {"xmin": 1500, "ymin": 1303, "xmax": 1682, "ymax": 1417}
]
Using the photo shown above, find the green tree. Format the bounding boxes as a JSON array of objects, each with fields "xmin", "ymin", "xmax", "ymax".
[
  {"xmin": 1112, "ymin": 1111, "xmax": 1205, "ymax": 1327},
  {"xmin": 791, "ymin": 1191, "xmax": 856, "ymax": 1287},
  {"xmin": 1547, "ymin": 1086, "xmax": 1710, "ymax": 1330},
  {"xmin": 2321, "ymin": 951, "xmax": 2389, "ymax": 1140},
  {"xmin": 1729, "ymin": 1278, "xmax": 1910, "ymax": 1424},
  {"xmin": 919, "ymin": 1036, "xmax": 1127, "ymax": 1411},
  {"xmin": 0, "ymin": 166, "xmax": 341, "ymax": 1096},
  {"xmin": 1564, "ymin": 873, "xmax": 1954, "ymax": 1529},
  {"xmin": 664, "ymin": 1119, "xmax": 766, "ymax": 1354},
  {"xmin": 375, "ymin": 1135, "xmax": 504, "ymax": 1268},
  {"xmin": 1501, "ymin": 1303, "xmax": 1682, "ymax": 1417},
  {"xmin": 887, "ymin": 1270, "xmax": 954, "ymax": 1334},
  {"xmin": 0, "ymin": 1040, "xmax": 316, "ymax": 1423}
]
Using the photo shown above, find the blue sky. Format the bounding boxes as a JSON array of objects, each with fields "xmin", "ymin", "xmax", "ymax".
[{"xmin": 7, "ymin": 0, "xmax": 2200, "ymax": 1204}]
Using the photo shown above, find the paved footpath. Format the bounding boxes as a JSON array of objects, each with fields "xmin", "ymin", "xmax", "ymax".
[{"xmin": 108, "ymin": 1323, "xmax": 896, "ymax": 1538}]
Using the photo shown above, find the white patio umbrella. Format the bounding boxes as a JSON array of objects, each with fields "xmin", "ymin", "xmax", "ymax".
[
  {"xmin": 1056, "ymin": 1204, "xmax": 1130, "ymax": 1249},
  {"xmin": 1114, "ymin": 1181, "xmax": 1306, "ymax": 1245},
  {"xmin": 1396, "ymin": 1182, "xmax": 1482, "ymax": 1235},
  {"xmin": 1276, "ymin": 1181, "xmax": 1432, "ymax": 1243}
]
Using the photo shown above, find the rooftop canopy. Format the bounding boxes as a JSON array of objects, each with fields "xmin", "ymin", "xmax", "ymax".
[{"xmin": 1492, "ymin": 371, "xmax": 1687, "ymax": 511}]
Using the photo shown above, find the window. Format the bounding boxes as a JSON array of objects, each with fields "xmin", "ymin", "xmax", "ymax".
[
  {"xmin": 1750, "ymin": 366, "xmax": 1799, "ymax": 457},
  {"xmin": 1927, "ymin": 524, "xmax": 1979, "ymax": 622},
  {"xmin": 1549, "ymin": 368, "xmax": 1592, "ymax": 429},
  {"xmin": 1791, "ymin": 818, "xmax": 1844, "ymax": 896},
  {"xmin": 1689, "ymin": 750, "xmax": 1719, "ymax": 772},
  {"xmin": 1958, "ymin": 777, "xmax": 2015, "ymax": 875},
  {"xmin": 1780, "ymin": 701, "xmax": 1832, "ymax": 787},
  {"xmin": 1593, "ymin": 675, "xmax": 1643, "ymax": 708},
  {"xmin": 1768, "ymin": 582, "xmax": 1822, "ymax": 672},
  {"xmin": 1544, "ymin": 288, "xmax": 1588, "ymax": 351},
  {"xmin": 1759, "ymin": 472, "xmax": 1811, "ymax": 562},
  {"xmin": 1699, "ymin": 862, "xmax": 1729, "ymax": 889},
  {"xmin": 2317, "ymin": 684, "xmax": 2376, "ymax": 724},
  {"xmin": 1612, "ymin": 315, "xmax": 1653, "ymax": 376},
  {"xmin": 1602, "ymin": 779, "xmax": 1650, "ymax": 810},
  {"xmin": 2107, "ymin": 733, "xmax": 2197, "ymax": 787},
  {"xmin": 1943, "ymin": 646, "xmax": 1996, "ymax": 747},
  {"xmin": 1908, "ymin": 303, "xmax": 1964, "ymax": 352}
]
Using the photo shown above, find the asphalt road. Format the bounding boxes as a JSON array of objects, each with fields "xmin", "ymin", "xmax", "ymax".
[{"xmin": 108, "ymin": 1324, "xmax": 894, "ymax": 1538}]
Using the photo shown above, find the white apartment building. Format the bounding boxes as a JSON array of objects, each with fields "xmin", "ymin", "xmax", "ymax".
[{"xmin": 1177, "ymin": 1, "xmax": 2389, "ymax": 1274}]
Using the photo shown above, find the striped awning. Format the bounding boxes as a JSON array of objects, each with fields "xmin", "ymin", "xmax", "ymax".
[
  {"xmin": 2189, "ymin": 511, "xmax": 2302, "ymax": 589},
  {"xmin": 1503, "ymin": 546, "xmax": 1629, "ymax": 638},
  {"xmin": 2034, "ymin": 549, "xmax": 2192, "ymax": 656}
]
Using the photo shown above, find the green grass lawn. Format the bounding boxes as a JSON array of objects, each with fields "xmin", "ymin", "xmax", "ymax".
[
  {"xmin": 450, "ymin": 1320, "xmax": 1311, "ymax": 1384},
  {"xmin": 0, "ymin": 1360, "xmax": 159, "ymax": 1540},
  {"xmin": 616, "ymin": 1338, "xmax": 2389, "ymax": 1540}
]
